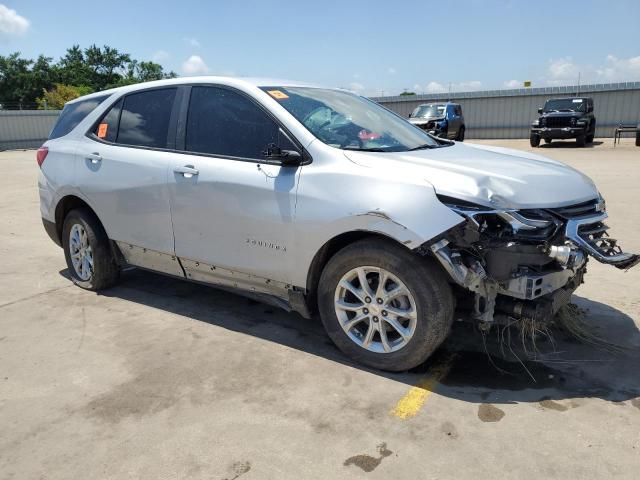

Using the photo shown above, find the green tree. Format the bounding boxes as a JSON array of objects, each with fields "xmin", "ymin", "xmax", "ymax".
[
  {"xmin": 1, "ymin": 45, "xmax": 176, "ymax": 105},
  {"xmin": 58, "ymin": 45, "xmax": 92, "ymax": 87},
  {"xmin": 36, "ymin": 83, "xmax": 93, "ymax": 109}
]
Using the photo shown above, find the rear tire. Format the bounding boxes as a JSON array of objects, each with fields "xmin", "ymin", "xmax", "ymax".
[
  {"xmin": 457, "ymin": 126, "xmax": 465, "ymax": 142},
  {"xmin": 317, "ymin": 238, "xmax": 454, "ymax": 372},
  {"xmin": 576, "ymin": 134, "xmax": 586, "ymax": 147},
  {"xmin": 635, "ymin": 129, "xmax": 640, "ymax": 147},
  {"xmin": 530, "ymin": 133, "xmax": 541, "ymax": 147},
  {"xmin": 62, "ymin": 208, "xmax": 119, "ymax": 290}
]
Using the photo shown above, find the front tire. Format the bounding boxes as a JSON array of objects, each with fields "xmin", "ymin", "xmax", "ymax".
[
  {"xmin": 317, "ymin": 238, "xmax": 454, "ymax": 372},
  {"xmin": 62, "ymin": 208, "xmax": 119, "ymax": 290},
  {"xmin": 530, "ymin": 133, "xmax": 541, "ymax": 147},
  {"xmin": 576, "ymin": 134, "xmax": 586, "ymax": 147}
]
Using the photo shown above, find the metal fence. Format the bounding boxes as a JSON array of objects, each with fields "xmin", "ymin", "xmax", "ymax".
[
  {"xmin": 374, "ymin": 81, "xmax": 640, "ymax": 139},
  {"xmin": 0, "ymin": 110, "xmax": 60, "ymax": 150}
]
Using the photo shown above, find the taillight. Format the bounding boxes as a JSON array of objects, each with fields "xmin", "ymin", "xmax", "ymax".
[{"xmin": 36, "ymin": 146, "xmax": 49, "ymax": 167}]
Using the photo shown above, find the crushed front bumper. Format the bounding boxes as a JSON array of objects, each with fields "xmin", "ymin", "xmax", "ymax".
[{"xmin": 427, "ymin": 206, "xmax": 638, "ymax": 324}]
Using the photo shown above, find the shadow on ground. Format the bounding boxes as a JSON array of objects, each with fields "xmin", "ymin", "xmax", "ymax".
[
  {"xmin": 62, "ymin": 268, "xmax": 640, "ymax": 405},
  {"xmin": 539, "ymin": 140, "xmax": 604, "ymax": 149}
]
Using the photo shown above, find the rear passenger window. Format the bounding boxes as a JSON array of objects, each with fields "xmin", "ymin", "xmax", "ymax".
[
  {"xmin": 117, "ymin": 88, "xmax": 177, "ymax": 148},
  {"xmin": 93, "ymin": 98, "xmax": 122, "ymax": 143},
  {"xmin": 186, "ymin": 86, "xmax": 292, "ymax": 159},
  {"xmin": 49, "ymin": 95, "xmax": 109, "ymax": 140}
]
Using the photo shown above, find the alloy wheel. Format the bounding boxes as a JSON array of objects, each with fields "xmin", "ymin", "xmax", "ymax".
[{"xmin": 334, "ymin": 266, "xmax": 417, "ymax": 353}]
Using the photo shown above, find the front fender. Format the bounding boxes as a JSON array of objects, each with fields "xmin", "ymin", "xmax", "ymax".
[{"xmin": 291, "ymin": 157, "xmax": 464, "ymax": 287}]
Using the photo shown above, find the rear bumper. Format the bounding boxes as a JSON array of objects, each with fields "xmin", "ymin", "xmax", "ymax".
[
  {"xmin": 42, "ymin": 218, "xmax": 61, "ymax": 247},
  {"xmin": 531, "ymin": 127, "xmax": 587, "ymax": 139}
]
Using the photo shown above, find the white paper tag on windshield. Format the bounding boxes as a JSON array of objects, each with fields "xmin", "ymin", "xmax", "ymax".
[{"xmin": 572, "ymin": 99, "xmax": 583, "ymax": 103}]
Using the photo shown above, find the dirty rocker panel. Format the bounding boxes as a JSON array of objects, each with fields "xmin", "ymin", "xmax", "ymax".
[{"xmin": 114, "ymin": 241, "xmax": 293, "ymax": 300}]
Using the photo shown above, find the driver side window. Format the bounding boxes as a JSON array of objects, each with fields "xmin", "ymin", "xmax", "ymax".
[{"xmin": 185, "ymin": 86, "xmax": 295, "ymax": 159}]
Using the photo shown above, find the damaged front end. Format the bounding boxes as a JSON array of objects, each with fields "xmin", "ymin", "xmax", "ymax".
[{"xmin": 420, "ymin": 196, "xmax": 639, "ymax": 326}]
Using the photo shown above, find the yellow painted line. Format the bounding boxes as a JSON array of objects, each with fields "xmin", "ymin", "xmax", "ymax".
[{"xmin": 390, "ymin": 354, "xmax": 456, "ymax": 419}]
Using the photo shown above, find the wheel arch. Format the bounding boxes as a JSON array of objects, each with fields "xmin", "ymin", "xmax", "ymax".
[
  {"xmin": 304, "ymin": 230, "xmax": 411, "ymax": 316},
  {"xmin": 54, "ymin": 195, "xmax": 101, "ymax": 245}
]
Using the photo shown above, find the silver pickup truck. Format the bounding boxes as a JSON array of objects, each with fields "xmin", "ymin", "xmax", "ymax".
[{"xmin": 38, "ymin": 77, "xmax": 638, "ymax": 371}]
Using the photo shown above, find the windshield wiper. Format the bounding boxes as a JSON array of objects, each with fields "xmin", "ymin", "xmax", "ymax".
[
  {"xmin": 342, "ymin": 146, "xmax": 389, "ymax": 152},
  {"xmin": 408, "ymin": 143, "xmax": 439, "ymax": 151}
]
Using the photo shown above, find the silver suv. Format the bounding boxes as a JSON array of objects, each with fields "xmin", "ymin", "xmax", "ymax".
[{"xmin": 38, "ymin": 77, "xmax": 638, "ymax": 371}]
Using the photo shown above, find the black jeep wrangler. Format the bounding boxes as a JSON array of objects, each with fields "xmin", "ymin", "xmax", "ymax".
[{"xmin": 530, "ymin": 97, "xmax": 596, "ymax": 147}]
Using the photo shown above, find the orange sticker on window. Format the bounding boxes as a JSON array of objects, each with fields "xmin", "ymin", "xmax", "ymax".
[
  {"xmin": 267, "ymin": 90, "xmax": 289, "ymax": 100},
  {"xmin": 97, "ymin": 123, "xmax": 108, "ymax": 138}
]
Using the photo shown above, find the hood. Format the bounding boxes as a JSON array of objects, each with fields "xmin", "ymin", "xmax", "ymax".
[
  {"xmin": 409, "ymin": 116, "xmax": 445, "ymax": 125},
  {"xmin": 343, "ymin": 142, "xmax": 599, "ymax": 209}
]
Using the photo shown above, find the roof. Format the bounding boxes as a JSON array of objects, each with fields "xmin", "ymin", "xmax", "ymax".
[{"xmin": 67, "ymin": 76, "xmax": 326, "ymax": 104}]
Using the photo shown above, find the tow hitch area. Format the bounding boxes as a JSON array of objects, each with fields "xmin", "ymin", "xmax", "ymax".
[{"xmin": 421, "ymin": 197, "xmax": 638, "ymax": 325}]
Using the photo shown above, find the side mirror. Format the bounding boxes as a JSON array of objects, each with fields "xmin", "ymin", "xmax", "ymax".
[
  {"xmin": 262, "ymin": 143, "xmax": 302, "ymax": 166},
  {"xmin": 537, "ymin": 107, "xmax": 543, "ymax": 114}
]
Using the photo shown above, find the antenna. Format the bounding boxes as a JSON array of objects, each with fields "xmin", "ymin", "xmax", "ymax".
[{"xmin": 577, "ymin": 72, "xmax": 581, "ymax": 96}]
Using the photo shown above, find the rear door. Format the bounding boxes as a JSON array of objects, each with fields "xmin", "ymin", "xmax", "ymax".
[
  {"xmin": 76, "ymin": 87, "xmax": 180, "ymax": 259},
  {"xmin": 167, "ymin": 85, "xmax": 302, "ymax": 286}
]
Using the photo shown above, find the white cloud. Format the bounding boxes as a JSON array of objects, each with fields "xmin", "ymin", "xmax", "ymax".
[
  {"xmin": 0, "ymin": 4, "xmax": 29, "ymax": 38},
  {"xmin": 387, "ymin": 67, "xmax": 396, "ymax": 75},
  {"xmin": 503, "ymin": 79, "xmax": 521, "ymax": 88},
  {"xmin": 548, "ymin": 56, "xmax": 579, "ymax": 81},
  {"xmin": 425, "ymin": 81, "xmax": 447, "ymax": 93},
  {"xmin": 596, "ymin": 54, "xmax": 640, "ymax": 82},
  {"xmin": 152, "ymin": 50, "xmax": 170, "ymax": 63},
  {"xmin": 544, "ymin": 54, "xmax": 640, "ymax": 85},
  {"xmin": 181, "ymin": 55, "xmax": 209, "ymax": 75},
  {"xmin": 348, "ymin": 82, "xmax": 365, "ymax": 93},
  {"xmin": 456, "ymin": 80, "xmax": 482, "ymax": 91},
  {"xmin": 184, "ymin": 37, "xmax": 201, "ymax": 48},
  {"xmin": 422, "ymin": 80, "xmax": 482, "ymax": 94}
]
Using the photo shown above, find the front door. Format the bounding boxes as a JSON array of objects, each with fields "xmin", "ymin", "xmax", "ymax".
[{"xmin": 168, "ymin": 86, "xmax": 301, "ymax": 289}]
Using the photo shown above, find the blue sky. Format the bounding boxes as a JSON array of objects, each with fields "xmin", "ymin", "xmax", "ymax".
[{"xmin": 2, "ymin": 0, "xmax": 639, "ymax": 96}]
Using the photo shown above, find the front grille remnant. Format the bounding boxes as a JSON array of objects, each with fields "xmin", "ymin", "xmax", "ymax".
[
  {"xmin": 549, "ymin": 199, "xmax": 601, "ymax": 219},
  {"xmin": 578, "ymin": 222, "xmax": 624, "ymax": 260},
  {"xmin": 565, "ymin": 213, "xmax": 640, "ymax": 270}
]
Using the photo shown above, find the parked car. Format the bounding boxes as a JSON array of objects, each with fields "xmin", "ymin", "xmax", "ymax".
[
  {"xmin": 38, "ymin": 78, "xmax": 638, "ymax": 371},
  {"xmin": 408, "ymin": 102, "xmax": 465, "ymax": 141},
  {"xmin": 530, "ymin": 97, "xmax": 596, "ymax": 147}
]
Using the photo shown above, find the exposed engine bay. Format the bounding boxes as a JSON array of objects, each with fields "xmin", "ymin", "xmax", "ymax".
[{"xmin": 420, "ymin": 196, "xmax": 640, "ymax": 326}]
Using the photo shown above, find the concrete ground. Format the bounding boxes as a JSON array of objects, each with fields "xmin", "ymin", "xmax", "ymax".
[{"xmin": 1, "ymin": 138, "xmax": 639, "ymax": 480}]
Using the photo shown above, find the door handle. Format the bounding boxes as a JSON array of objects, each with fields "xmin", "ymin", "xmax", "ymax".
[
  {"xmin": 174, "ymin": 165, "xmax": 199, "ymax": 178},
  {"xmin": 86, "ymin": 152, "xmax": 102, "ymax": 164}
]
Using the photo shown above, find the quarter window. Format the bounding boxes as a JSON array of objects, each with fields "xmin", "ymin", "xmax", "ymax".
[
  {"xmin": 117, "ymin": 88, "xmax": 177, "ymax": 148},
  {"xmin": 49, "ymin": 95, "xmax": 109, "ymax": 140},
  {"xmin": 185, "ymin": 86, "xmax": 292, "ymax": 159},
  {"xmin": 93, "ymin": 98, "xmax": 122, "ymax": 143}
]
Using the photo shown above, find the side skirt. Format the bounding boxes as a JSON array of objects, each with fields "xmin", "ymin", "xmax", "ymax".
[{"xmin": 113, "ymin": 241, "xmax": 312, "ymax": 318}]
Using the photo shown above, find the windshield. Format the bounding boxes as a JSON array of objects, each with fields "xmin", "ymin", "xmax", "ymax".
[
  {"xmin": 411, "ymin": 104, "xmax": 446, "ymax": 118},
  {"xmin": 544, "ymin": 98, "xmax": 587, "ymax": 113},
  {"xmin": 260, "ymin": 87, "xmax": 441, "ymax": 152}
]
